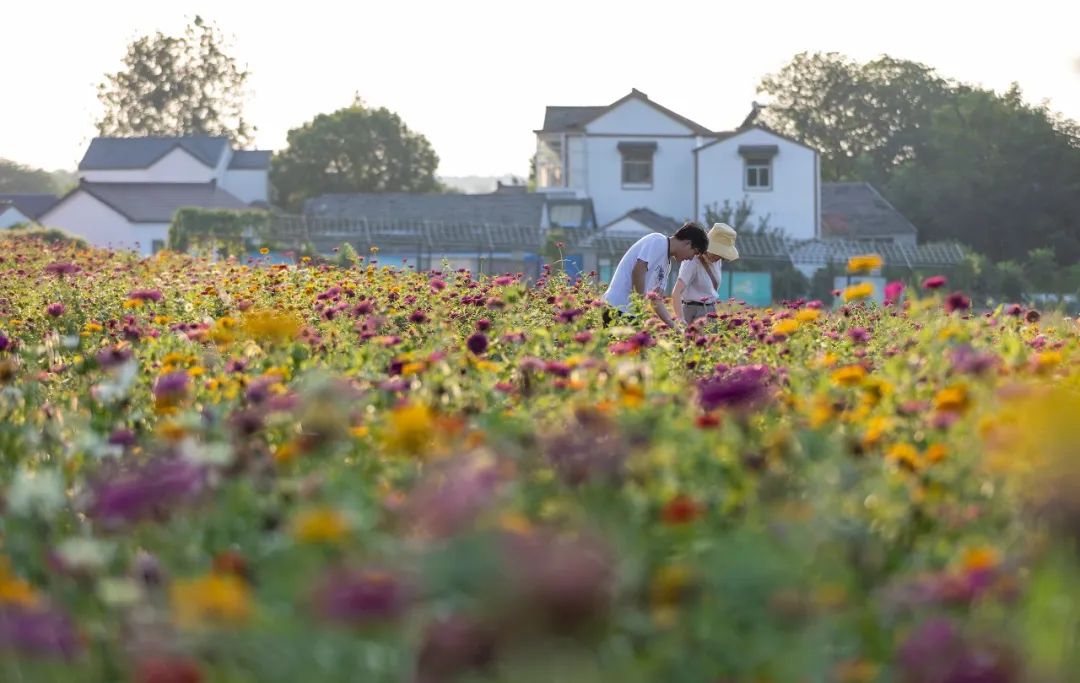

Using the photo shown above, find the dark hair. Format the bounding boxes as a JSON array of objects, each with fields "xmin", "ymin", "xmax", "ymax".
[{"xmin": 673, "ymin": 221, "xmax": 709, "ymax": 254}]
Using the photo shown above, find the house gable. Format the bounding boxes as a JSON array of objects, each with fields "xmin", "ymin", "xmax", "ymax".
[{"xmin": 585, "ymin": 90, "xmax": 713, "ymax": 136}]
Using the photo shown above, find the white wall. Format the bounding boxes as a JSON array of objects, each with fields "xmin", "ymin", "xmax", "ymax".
[
  {"xmin": 40, "ymin": 192, "xmax": 168, "ymax": 255},
  {"xmin": 587, "ymin": 136, "xmax": 697, "ymax": 226},
  {"xmin": 220, "ymin": 170, "xmax": 268, "ymax": 204},
  {"xmin": 80, "ymin": 147, "xmax": 216, "ymax": 184},
  {"xmin": 566, "ymin": 135, "xmax": 586, "ymax": 192},
  {"xmin": 586, "ymin": 98, "xmax": 694, "ymax": 135},
  {"xmin": 0, "ymin": 207, "xmax": 33, "ymax": 229},
  {"xmin": 695, "ymin": 128, "xmax": 819, "ymax": 240}
]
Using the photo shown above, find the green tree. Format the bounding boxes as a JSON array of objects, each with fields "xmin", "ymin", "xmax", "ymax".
[
  {"xmin": 757, "ymin": 52, "xmax": 950, "ymax": 182},
  {"xmin": 884, "ymin": 84, "xmax": 1080, "ymax": 263},
  {"xmin": 704, "ymin": 197, "xmax": 779, "ymax": 236},
  {"xmin": 271, "ymin": 98, "xmax": 441, "ymax": 212},
  {"xmin": 96, "ymin": 16, "xmax": 253, "ymax": 144},
  {"xmin": 0, "ymin": 159, "xmax": 59, "ymax": 194}
]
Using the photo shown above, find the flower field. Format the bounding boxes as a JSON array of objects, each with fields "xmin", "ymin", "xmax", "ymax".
[{"xmin": 0, "ymin": 236, "xmax": 1078, "ymax": 683}]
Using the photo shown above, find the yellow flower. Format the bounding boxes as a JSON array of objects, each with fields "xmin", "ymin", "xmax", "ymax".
[
  {"xmin": 924, "ymin": 443, "xmax": 948, "ymax": 464},
  {"xmin": 961, "ymin": 546, "xmax": 1000, "ymax": 573},
  {"xmin": 0, "ymin": 558, "xmax": 39, "ymax": 608},
  {"xmin": 349, "ymin": 425, "xmax": 370, "ymax": 438},
  {"xmin": 384, "ymin": 402, "xmax": 436, "ymax": 456},
  {"xmin": 619, "ymin": 382, "xmax": 645, "ymax": 408},
  {"xmin": 123, "ymin": 298, "xmax": 143, "ymax": 309},
  {"xmin": 934, "ymin": 384, "xmax": 970, "ymax": 413},
  {"xmin": 843, "ymin": 282, "xmax": 874, "ymax": 301},
  {"xmin": 886, "ymin": 443, "xmax": 921, "ymax": 471},
  {"xmin": 291, "ymin": 507, "xmax": 350, "ymax": 544},
  {"xmin": 831, "ymin": 364, "xmax": 867, "ymax": 387},
  {"xmin": 84, "ymin": 322, "xmax": 103, "ymax": 333},
  {"xmin": 272, "ymin": 439, "xmax": 300, "ymax": 466},
  {"xmin": 243, "ymin": 309, "xmax": 302, "ymax": 344},
  {"xmin": 170, "ymin": 574, "xmax": 251, "ymax": 627},
  {"xmin": 847, "ymin": 254, "xmax": 883, "ymax": 274},
  {"xmin": 795, "ymin": 308, "xmax": 821, "ymax": 323},
  {"xmin": 259, "ymin": 247, "xmax": 270, "ymax": 255},
  {"xmin": 650, "ymin": 563, "xmax": 696, "ymax": 627},
  {"xmin": 861, "ymin": 416, "xmax": 891, "ymax": 449},
  {"xmin": 771, "ymin": 319, "xmax": 800, "ymax": 338},
  {"xmin": 1033, "ymin": 350, "xmax": 1062, "ymax": 372}
]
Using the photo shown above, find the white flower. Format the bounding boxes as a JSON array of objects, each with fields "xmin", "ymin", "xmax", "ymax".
[
  {"xmin": 6, "ymin": 467, "xmax": 65, "ymax": 519},
  {"xmin": 55, "ymin": 537, "xmax": 115, "ymax": 573},
  {"xmin": 97, "ymin": 578, "xmax": 143, "ymax": 607}
]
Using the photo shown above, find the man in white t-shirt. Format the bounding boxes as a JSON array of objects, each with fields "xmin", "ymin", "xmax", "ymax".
[{"xmin": 601, "ymin": 222, "xmax": 709, "ymax": 328}]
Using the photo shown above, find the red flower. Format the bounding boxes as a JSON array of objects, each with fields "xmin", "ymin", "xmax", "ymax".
[
  {"xmin": 661, "ymin": 494, "xmax": 703, "ymax": 525},
  {"xmin": 135, "ymin": 656, "xmax": 204, "ymax": 683}
]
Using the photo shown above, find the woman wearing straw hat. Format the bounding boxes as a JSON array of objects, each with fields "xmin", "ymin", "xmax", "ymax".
[{"xmin": 671, "ymin": 223, "xmax": 739, "ymax": 325}]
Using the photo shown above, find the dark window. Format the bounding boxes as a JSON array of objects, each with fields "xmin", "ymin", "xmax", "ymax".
[{"xmin": 745, "ymin": 161, "xmax": 772, "ymax": 190}]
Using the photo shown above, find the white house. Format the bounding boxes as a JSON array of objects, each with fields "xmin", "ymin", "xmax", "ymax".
[
  {"xmin": 40, "ymin": 136, "xmax": 271, "ymax": 255},
  {"xmin": 534, "ymin": 89, "xmax": 821, "ymax": 240}
]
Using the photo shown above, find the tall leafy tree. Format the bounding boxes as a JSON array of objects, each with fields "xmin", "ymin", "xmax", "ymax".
[
  {"xmin": 96, "ymin": 16, "xmax": 253, "ymax": 144},
  {"xmin": 0, "ymin": 159, "xmax": 58, "ymax": 194},
  {"xmin": 757, "ymin": 52, "xmax": 950, "ymax": 182},
  {"xmin": 271, "ymin": 98, "xmax": 441, "ymax": 212}
]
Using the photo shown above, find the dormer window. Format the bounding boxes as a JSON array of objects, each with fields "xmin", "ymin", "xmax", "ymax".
[
  {"xmin": 618, "ymin": 141, "xmax": 656, "ymax": 189},
  {"xmin": 739, "ymin": 144, "xmax": 778, "ymax": 191}
]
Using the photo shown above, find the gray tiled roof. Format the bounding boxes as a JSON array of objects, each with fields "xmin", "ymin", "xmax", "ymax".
[
  {"xmin": 228, "ymin": 150, "xmax": 272, "ymax": 170},
  {"xmin": 74, "ymin": 182, "xmax": 250, "ymax": 223},
  {"xmin": 0, "ymin": 193, "xmax": 59, "ymax": 219},
  {"xmin": 304, "ymin": 192, "xmax": 550, "ymax": 227},
  {"xmin": 601, "ymin": 207, "xmax": 683, "ymax": 234},
  {"xmin": 78, "ymin": 136, "xmax": 229, "ymax": 170},
  {"xmin": 821, "ymin": 182, "xmax": 918, "ymax": 239},
  {"xmin": 538, "ymin": 107, "xmax": 608, "ymax": 133}
]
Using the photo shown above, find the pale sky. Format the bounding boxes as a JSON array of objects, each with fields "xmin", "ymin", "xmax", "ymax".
[{"xmin": 3, "ymin": 0, "xmax": 1079, "ymax": 178}]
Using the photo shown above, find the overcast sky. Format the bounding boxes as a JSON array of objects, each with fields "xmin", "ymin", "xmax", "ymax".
[{"xmin": 3, "ymin": 0, "xmax": 1078, "ymax": 177}]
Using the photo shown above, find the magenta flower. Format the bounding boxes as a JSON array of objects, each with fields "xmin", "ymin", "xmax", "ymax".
[
  {"xmin": 45, "ymin": 302, "xmax": 65, "ymax": 317},
  {"xmin": 697, "ymin": 365, "xmax": 773, "ymax": 412},
  {"xmin": 127, "ymin": 289, "xmax": 163, "ymax": 302},
  {"xmin": 847, "ymin": 327, "xmax": 870, "ymax": 344},
  {"xmin": 43, "ymin": 262, "xmax": 80, "ymax": 277},
  {"xmin": 311, "ymin": 567, "xmax": 408, "ymax": 626},
  {"xmin": 408, "ymin": 310, "xmax": 428, "ymax": 324},
  {"xmin": 944, "ymin": 291, "xmax": 971, "ymax": 314},
  {"xmin": 884, "ymin": 280, "xmax": 904, "ymax": 305},
  {"xmin": 153, "ymin": 372, "xmax": 190, "ymax": 402},
  {"xmin": 923, "ymin": 275, "xmax": 948, "ymax": 290}
]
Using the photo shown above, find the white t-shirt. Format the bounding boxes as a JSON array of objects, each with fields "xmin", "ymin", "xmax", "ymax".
[
  {"xmin": 602, "ymin": 232, "xmax": 670, "ymax": 312},
  {"xmin": 677, "ymin": 257, "xmax": 722, "ymax": 303}
]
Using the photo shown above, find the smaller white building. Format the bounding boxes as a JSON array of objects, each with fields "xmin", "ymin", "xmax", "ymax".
[
  {"xmin": 40, "ymin": 136, "xmax": 271, "ymax": 255},
  {"xmin": 0, "ymin": 194, "xmax": 59, "ymax": 229}
]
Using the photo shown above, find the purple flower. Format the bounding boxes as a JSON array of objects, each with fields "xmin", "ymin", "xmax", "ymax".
[
  {"xmin": 0, "ymin": 606, "xmax": 81, "ymax": 659},
  {"xmin": 556, "ymin": 308, "xmax": 584, "ymax": 324},
  {"xmin": 89, "ymin": 457, "xmax": 205, "ymax": 524},
  {"xmin": 1024, "ymin": 309, "xmax": 1041, "ymax": 323},
  {"xmin": 127, "ymin": 289, "xmax": 163, "ymax": 302},
  {"xmin": 408, "ymin": 310, "xmax": 428, "ymax": 324},
  {"xmin": 153, "ymin": 372, "xmax": 190, "ymax": 402},
  {"xmin": 0, "ymin": 333, "xmax": 9, "ymax": 353},
  {"xmin": 107, "ymin": 428, "xmax": 137, "ymax": 449},
  {"xmin": 475, "ymin": 318, "xmax": 491, "ymax": 332},
  {"xmin": 847, "ymin": 327, "xmax": 871, "ymax": 344},
  {"xmin": 1004, "ymin": 304, "xmax": 1023, "ymax": 317},
  {"xmin": 945, "ymin": 292, "xmax": 971, "ymax": 314},
  {"xmin": 45, "ymin": 302, "xmax": 65, "ymax": 317},
  {"xmin": 416, "ymin": 613, "xmax": 497, "ymax": 682},
  {"xmin": 466, "ymin": 332, "xmax": 488, "ymax": 356},
  {"xmin": 697, "ymin": 365, "xmax": 773, "ymax": 412},
  {"xmin": 407, "ymin": 457, "xmax": 501, "ymax": 537},
  {"xmin": 311, "ymin": 567, "xmax": 408, "ymax": 625},
  {"xmin": 898, "ymin": 618, "xmax": 1018, "ymax": 683},
  {"xmin": 95, "ymin": 345, "xmax": 132, "ymax": 369},
  {"xmin": 923, "ymin": 275, "xmax": 948, "ymax": 290},
  {"xmin": 950, "ymin": 345, "xmax": 998, "ymax": 376},
  {"xmin": 43, "ymin": 262, "xmax": 80, "ymax": 277}
]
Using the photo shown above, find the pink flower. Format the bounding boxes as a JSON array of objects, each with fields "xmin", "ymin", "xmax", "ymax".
[
  {"xmin": 922, "ymin": 275, "xmax": 947, "ymax": 290},
  {"xmin": 884, "ymin": 281, "xmax": 904, "ymax": 305},
  {"xmin": 46, "ymin": 302, "xmax": 65, "ymax": 317}
]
